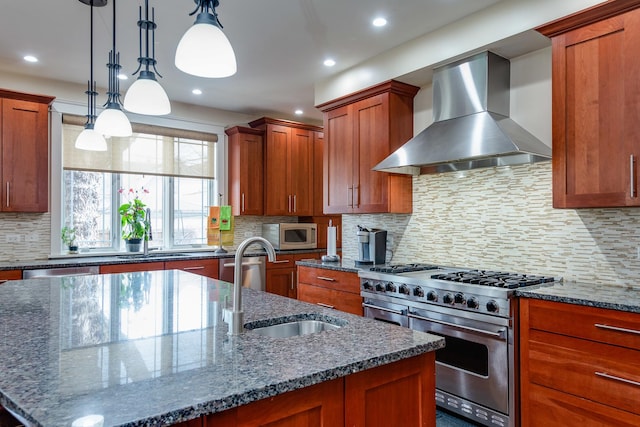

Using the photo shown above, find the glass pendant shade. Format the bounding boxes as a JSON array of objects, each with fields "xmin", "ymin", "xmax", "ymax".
[
  {"xmin": 95, "ymin": 104, "xmax": 132, "ymax": 137},
  {"xmin": 75, "ymin": 125, "xmax": 108, "ymax": 151},
  {"xmin": 123, "ymin": 71, "xmax": 171, "ymax": 115},
  {"xmin": 175, "ymin": 13, "xmax": 237, "ymax": 78}
]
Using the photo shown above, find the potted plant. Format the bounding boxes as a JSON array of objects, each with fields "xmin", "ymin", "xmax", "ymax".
[
  {"xmin": 118, "ymin": 187, "xmax": 150, "ymax": 252},
  {"xmin": 61, "ymin": 226, "xmax": 78, "ymax": 254}
]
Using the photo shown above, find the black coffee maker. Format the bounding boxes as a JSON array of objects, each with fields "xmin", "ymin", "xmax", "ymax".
[{"xmin": 355, "ymin": 226, "xmax": 387, "ymax": 265}]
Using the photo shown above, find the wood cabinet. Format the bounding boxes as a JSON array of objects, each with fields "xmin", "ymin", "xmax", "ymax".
[
  {"xmin": 537, "ymin": 1, "xmax": 640, "ymax": 208},
  {"xmin": 317, "ymin": 80, "xmax": 418, "ymax": 214},
  {"xmin": 99, "ymin": 262, "xmax": 165, "ymax": 274},
  {"xmin": 265, "ymin": 252, "xmax": 321, "ymax": 299},
  {"xmin": 165, "ymin": 258, "xmax": 219, "ymax": 279},
  {"xmin": 297, "ymin": 266, "xmax": 362, "ymax": 315},
  {"xmin": 198, "ymin": 352, "xmax": 435, "ymax": 427},
  {"xmin": 249, "ymin": 117, "xmax": 321, "ymax": 216},
  {"xmin": 519, "ymin": 298, "xmax": 640, "ymax": 426},
  {"xmin": 0, "ymin": 269, "xmax": 21, "ymax": 285},
  {"xmin": 0, "ymin": 89, "xmax": 54, "ymax": 213},
  {"xmin": 225, "ymin": 126, "xmax": 264, "ymax": 216}
]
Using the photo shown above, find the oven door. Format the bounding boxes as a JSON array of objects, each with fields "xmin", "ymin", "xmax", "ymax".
[
  {"xmin": 362, "ymin": 299, "xmax": 408, "ymax": 327},
  {"xmin": 409, "ymin": 306, "xmax": 509, "ymax": 414}
]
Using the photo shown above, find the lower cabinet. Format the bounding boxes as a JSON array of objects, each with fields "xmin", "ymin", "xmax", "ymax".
[
  {"xmin": 266, "ymin": 252, "xmax": 322, "ymax": 299},
  {"xmin": 165, "ymin": 259, "xmax": 219, "ymax": 279},
  {"xmin": 189, "ymin": 353, "xmax": 435, "ymax": 427},
  {"xmin": 99, "ymin": 262, "xmax": 165, "ymax": 274},
  {"xmin": 297, "ymin": 266, "xmax": 362, "ymax": 315},
  {"xmin": 520, "ymin": 298, "xmax": 640, "ymax": 426},
  {"xmin": 0, "ymin": 269, "xmax": 21, "ymax": 284}
]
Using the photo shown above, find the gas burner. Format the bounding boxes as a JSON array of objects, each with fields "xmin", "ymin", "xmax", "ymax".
[
  {"xmin": 431, "ymin": 270, "xmax": 556, "ymax": 289},
  {"xmin": 369, "ymin": 263, "xmax": 440, "ymax": 273}
]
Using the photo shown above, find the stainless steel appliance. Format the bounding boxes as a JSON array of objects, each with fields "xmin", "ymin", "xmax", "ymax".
[
  {"xmin": 218, "ymin": 256, "xmax": 266, "ymax": 291},
  {"xmin": 355, "ymin": 226, "xmax": 387, "ymax": 265},
  {"xmin": 261, "ymin": 223, "xmax": 317, "ymax": 250},
  {"xmin": 23, "ymin": 265, "xmax": 100, "ymax": 278},
  {"xmin": 359, "ymin": 264, "xmax": 560, "ymax": 427}
]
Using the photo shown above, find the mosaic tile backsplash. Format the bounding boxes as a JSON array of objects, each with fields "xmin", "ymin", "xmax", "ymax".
[{"xmin": 342, "ymin": 162, "xmax": 640, "ymax": 286}]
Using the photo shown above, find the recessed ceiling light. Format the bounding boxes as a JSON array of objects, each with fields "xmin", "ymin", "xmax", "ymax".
[
  {"xmin": 23, "ymin": 55, "xmax": 38, "ymax": 63},
  {"xmin": 117, "ymin": 73, "xmax": 128, "ymax": 80},
  {"xmin": 192, "ymin": 89, "xmax": 202, "ymax": 95},
  {"xmin": 294, "ymin": 109, "xmax": 303, "ymax": 115},
  {"xmin": 372, "ymin": 17, "xmax": 387, "ymax": 27},
  {"xmin": 323, "ymin": 58, "xmax": 336, "ymax": 67}
]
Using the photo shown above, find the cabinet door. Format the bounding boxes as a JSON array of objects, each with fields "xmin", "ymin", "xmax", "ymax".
[
  {"xmin": 312, "ymin": 132, "xmax": 325, "ymax": 216},
  {"xmin": 264, "ymin": 124, "xmax": 291, "ymax": 215},
  {"xmin": 548, "ymin": 9, "xmax": 640, "ymax": 207},
  {"xmin": 165, "ymin": 259, "xmax": 219, "ymax": 279},
  {"xmin": 289, "ymin": 127, "xmax": 314, "ymax": 216},
  {"xmin": 265, "ymin": 267, "xmax": 296, "ymax": 298},
  {"xmin": 1, "ymin": 98, "xmax": 49, "ymax": 212},
  {"xmin": 324, "ymin": 106, "xmax": 354, "ymax": 214},
  {"xmin": 227, "ymin": 127, "xmax": 264, "ymax": 216}
]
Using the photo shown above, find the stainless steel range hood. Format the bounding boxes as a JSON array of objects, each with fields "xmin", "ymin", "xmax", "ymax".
[{"xmin": 374, "ymin": 51, "xmax": 551, "ymax": 175}]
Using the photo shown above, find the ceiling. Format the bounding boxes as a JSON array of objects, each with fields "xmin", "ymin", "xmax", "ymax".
[{"xmin": 0, "ymin": 0, "xmax": 539, "ymax": 124}]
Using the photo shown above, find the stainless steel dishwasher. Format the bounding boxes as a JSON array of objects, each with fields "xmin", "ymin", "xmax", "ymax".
[
  {"xmin": 22, "ymin": 265, "xmax": 100, "ymax": 279},
  {"xmin": 218, "ymin": 256, "xmax": 266, "ymax": 291}
]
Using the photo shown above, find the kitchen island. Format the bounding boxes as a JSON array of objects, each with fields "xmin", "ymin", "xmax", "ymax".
[{"xmin": 0, "ymin": 270, "xmax": 444, "ymax": 426}]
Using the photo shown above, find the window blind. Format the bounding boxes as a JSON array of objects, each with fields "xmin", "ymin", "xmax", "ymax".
[{"xmin": 62, "ymin": 114, "xmax": 217, "ymax": 179}]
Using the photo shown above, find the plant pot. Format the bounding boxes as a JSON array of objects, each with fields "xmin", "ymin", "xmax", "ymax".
[
  {"xmin": 125, "ymin": 238, "xmax": 142, "ymax": 252},
  {"xmin": 68, "ymin": 245, "xmax": 79, "ymax": 255}
]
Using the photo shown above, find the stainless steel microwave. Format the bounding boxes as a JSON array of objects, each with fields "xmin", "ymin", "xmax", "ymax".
[{"xmin": 261, "ymin": 223, "xmax": 317, "ymax": 250}]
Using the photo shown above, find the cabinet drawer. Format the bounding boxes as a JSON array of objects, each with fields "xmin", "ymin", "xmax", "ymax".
[
  {"xmin": 165, "ymin": 259, "xmax": 219, "ymax": 279},
  {"xmin": 0, "ymin": 269, "xmax": 21, "ymax": 284},
  {"xmin": 298, "ymin": 266, "xmax": 359, "ymax": 294},
  {"xmin": 297, "ymin": 283, "xmax": 363, "ymax": 316},
  {"xmin": 527, "ymin": 299, "xmax": 640, "ymax": 351},
  {"xmin": 267, "ymin": 254, "xmax": 297, "ymax": 270},
  {"xmin": 525, "ymin": 383, "xmax": 640, "ymax": 427},
  {"xmin": 527, "ymin": 329, "xmax": 640, "ymax": 415}
]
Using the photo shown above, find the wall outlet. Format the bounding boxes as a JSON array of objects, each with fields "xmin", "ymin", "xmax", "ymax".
[{"xmin": 5, "ymin": 234, "xmax": 21, "ymax": 243}]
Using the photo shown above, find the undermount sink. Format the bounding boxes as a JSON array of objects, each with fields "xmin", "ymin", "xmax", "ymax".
[{"xmin": 245, "ymin": 315, "xmax": 346, "ymax": 338}]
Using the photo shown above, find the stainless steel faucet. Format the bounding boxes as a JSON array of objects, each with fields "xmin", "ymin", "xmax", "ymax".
[
  {"xmin": 143, "ymin": 208, "xmax": 152, "ymax": 256},
  {"xmin": 224, "ymin": 236, "xmax": 277, "ymax": 335}
]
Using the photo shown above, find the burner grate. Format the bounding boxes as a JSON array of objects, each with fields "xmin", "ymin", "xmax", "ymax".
[
  {"xmin": 431, "ymin": 270, "xmax": 556, "ymax": 289},
  {"xmin": 369, "ymin": 263, "xmax": 440, "ymax": 273}
]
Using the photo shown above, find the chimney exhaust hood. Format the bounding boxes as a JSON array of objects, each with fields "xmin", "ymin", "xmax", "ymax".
[{"xmin": 373, "ymin": 51, "xmax": 551, "ymax": 175}]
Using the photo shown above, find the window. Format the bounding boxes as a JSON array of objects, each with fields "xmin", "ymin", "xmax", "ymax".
[{"xmin": 61, "ymin": 118, "xmax": 219, "ymax": 253}]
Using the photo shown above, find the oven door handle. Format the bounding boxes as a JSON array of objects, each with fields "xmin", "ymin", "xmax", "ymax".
[
  {"xmin": 409, "ymin": 313, "xmax": 507, "ymax": 339},
  {"xmin": 363, "ymin": 303, "xmax": 406, "ymax": 316}
]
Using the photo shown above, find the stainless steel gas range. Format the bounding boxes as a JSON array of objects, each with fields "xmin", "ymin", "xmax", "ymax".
[{"xmin": 359, "ymin": 264, "xmax": 560, "ymax": 427}]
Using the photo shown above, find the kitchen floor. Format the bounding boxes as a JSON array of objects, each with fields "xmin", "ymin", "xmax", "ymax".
[{"xmin": 436, "ymin": 409, "xmax": 481, "ymax": 426}]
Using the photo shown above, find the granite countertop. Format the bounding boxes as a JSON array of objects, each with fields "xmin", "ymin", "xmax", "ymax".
[
  {"xmin": 515, "ymin": 280, "xmax": 640, "ymax": 314},
  {"xmin": 295, "ymin": 257, "xmax": 368, "ymax": 273},
  {"xmin": 0, "ymin": 248, "xmax": 327, "ymax": 272},
  {"xmin": 0, "ymin": 270, "xmax": 444, "ymax": 426}
]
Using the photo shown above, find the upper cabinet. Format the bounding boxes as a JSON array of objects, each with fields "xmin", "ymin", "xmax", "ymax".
[
  {"xmin": 317, "ymin": 80, "xmax": 419, "ymax": 214},
  {"xmin": 0, "ymin": 89, "xmax": 54, "ymax": 213},
  {"xmin": 537, "ymin": 1, "xmax": 640, "ymax": 208},
  {"xmin": 249, "ymin": 117, "xmax": 322, "ymax": 216},
  {"xmin": 225, "ymin": 126, "xmax": 264, "ymax": 216}
]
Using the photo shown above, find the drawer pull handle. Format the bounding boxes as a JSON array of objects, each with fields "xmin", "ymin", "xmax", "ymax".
[
  {"xmin": 183, "ymin": 266, "xmax": 205, "ymax": 271},
  {"xmin": 271, "ymin": 260, "xmax": 290, "ymax": 264},
  {"xmin": 595, "ymin": 371, "xmax": 640, "ymax": 387},
  {"xmin": 631, "ymin": 155, "xmax": 636, "ymax": 198},
  {"xmin": 317, "ymin": 276, "xmax": 336, "ymax": 282},
  {"xmin": 316, "ymin": 302, "xmax": 335, "ymax": 309},
  {"xmin": 595, "ymin": 323, "xmax": 640, "ymax": 336}
]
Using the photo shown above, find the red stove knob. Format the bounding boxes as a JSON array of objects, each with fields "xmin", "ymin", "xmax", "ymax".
[
  {"xmin": 399, "ymin": 285, "xmax": 410, "ymax": 295},
  {"xmin": 454, "ymin": 293, "xmax": 465, "ymax": 304},
  {"xmin": 486, "ymin": 300, "xmax": 499, "ymax": 313},
  {"xmin": 426, "ymin": 291, "xmax": 438, "ymax": 302},
  {"xmin": 467, "ymin": 297, "xmax": 479, "ymax": 309},
  {"xmin": 413, "ymin": 287, "xmax": 425, "ymax": 298},
  {"xmin": 385, "ymin": 282, "xmax": 397, "ymax": 292},
  {"xmin": 443, "ymin": 293, "xmax": 454, "ymax": 304},
  {"xmin": 375, "ymin": 283, "xmax": 385, "ymax": 292},
  {"xmin": 362, "ymin": 281, "xmax": 373, "ymax": 291}
]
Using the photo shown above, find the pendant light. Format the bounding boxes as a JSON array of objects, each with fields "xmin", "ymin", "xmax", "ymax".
[
  {"xmin": 94, "ymin": 0, "xmax": 132, "ymax": 137},
  {"xmin": 175, "ymin": 0, "xmax": 237, "ymax": 78},
  {"xmin": 75, "ymin": 0, "xmax": 107, "ymax": 151},
  {"xmin": 123, "ymin": 0, "xmax": 171, "ymax": 115}
]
